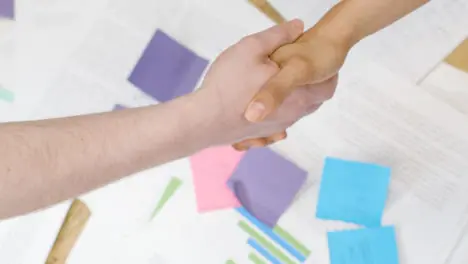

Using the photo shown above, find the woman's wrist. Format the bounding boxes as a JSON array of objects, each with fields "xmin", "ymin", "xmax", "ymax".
[{"xmin": 301, "ymin": 0, "xmax": 362, "ymax": 51}]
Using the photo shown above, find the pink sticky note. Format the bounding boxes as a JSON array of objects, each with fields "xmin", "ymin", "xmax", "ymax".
[{"xmin": 190, "ymin": 146, "xmax": 244, "ymax": 212}]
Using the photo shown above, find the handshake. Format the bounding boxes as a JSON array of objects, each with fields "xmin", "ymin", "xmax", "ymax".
[{"xmin": 197, "ymin": 19, "xmax": 353, "ymax": 150}]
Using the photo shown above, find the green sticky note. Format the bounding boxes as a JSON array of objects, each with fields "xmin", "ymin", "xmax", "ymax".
[
  {"xmin": 273, "ymin": 225, "xmax": 311, "ymax": 257},
  {"xmin": 151, "ymin": 177, "xmax": 182, "ymax": 219},
  {"xmin": 0, "ymin": 87, "xmax": 14, "ymax": 102},
  {"xmin": 249, "ymin": 253, "xmax": 266, "ymax": 264}
]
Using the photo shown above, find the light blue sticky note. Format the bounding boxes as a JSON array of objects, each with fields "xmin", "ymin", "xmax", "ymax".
[
  {"xmin": 0, "ymin": 87, "xmax": 14, "ymax": 103},
  {"xmin": 328, "ymin": 226, "xmax": 399, "ymax": 264},
  {"xmin": 316, "ymin": 157, "xmax": 391, "ymax": 227}
]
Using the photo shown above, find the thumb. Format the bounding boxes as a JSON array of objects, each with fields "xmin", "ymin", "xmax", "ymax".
[{"xmin": 245, "ymin": 59, "xmax": 307, "ymax": 122}]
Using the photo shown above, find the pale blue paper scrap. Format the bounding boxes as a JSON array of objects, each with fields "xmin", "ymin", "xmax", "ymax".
[
  {"xmin": 328, "ymin": 226, "xmax": 399, "ymax": 264},
  {"xmin": 0, "ymin": 87, "xmax": 14, "ymax": 102},
  {"xmin": 316, "ymin": 157, "xmax": 391, "ymax": 227}
]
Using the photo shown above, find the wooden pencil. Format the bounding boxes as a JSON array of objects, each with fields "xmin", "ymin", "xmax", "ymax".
[
  {"xmin": 46, "ymin": 199, "xmax": 91, "ymax": 264},
  {"xmin": 248, "ymin": 0, "xmax": 286, "ymax": 25}
]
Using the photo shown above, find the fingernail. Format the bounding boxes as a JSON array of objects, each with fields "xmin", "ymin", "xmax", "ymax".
[
  {"xmin": 291, "ymin": 19, "xmax": 304, "ymax": 32},
  {"xmin": 245, "ymin": 102, "xmax": 266, "ymax": 123},
  {"xmin": 251, "ymin": 141, "xmax": 266, "ymax": 148}
]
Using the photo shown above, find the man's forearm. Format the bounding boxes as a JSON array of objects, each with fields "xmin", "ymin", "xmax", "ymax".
[
  {"xmin": 303, "ymin": 0, "xmax": 429, "ymax": 47},
  {"xmin": 0, "ymin": 93, "xmax": 215, "ymax": 218}
]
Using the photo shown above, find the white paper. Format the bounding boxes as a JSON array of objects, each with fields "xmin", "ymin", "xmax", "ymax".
[
  {"xmin": 419, "ymin": 64, "xmax": 468, "ymax": 264},
  {"xmin": 10, "ymin": 0, "xmax": 111, "ymax": 121},
  {"xmin": 0, "ymin": 202, "xmax": 71, "ymax": 264},
  {"xmin": 421, "ymin": 63, "xmax": 468, "ymax": 116},
  {"xmin": 354, "ymin": 0, "xmax": 468, "ymax": 83}
]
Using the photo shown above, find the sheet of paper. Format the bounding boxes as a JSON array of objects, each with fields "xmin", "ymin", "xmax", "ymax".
[
  {"xmin": 190, "ymin": 146, "xmax": 243, "ymax": 212},
  {"xmin": 272, "ymin": 56, "xmax": 468, "ymax": 264},
  {"xmin": 29, "ymin": 69, "xmax": 121, "ymax": 120},
  {"xmin": 227, "ymin": 148, "xmax": 307, "ymax": 227},
  {"xmin": 327, "ymin": 226, "xmax": 399, "ymax": 264},
  {"xmin": 269, "ymin": 0, "xmax": 340, "ymax": 28},
  {"xmin": 0, "ymin": 0, "xmax": 14, "ymax": 19},
  {"xmin": 0, "ymin": 202, "xmax": 71, "ymax": 264},
  {"xmin": 352, "ymin": 0, "xmax": 468, "ymax": 83},
  {"xmin": 421, "ymin": 63, "xmax": 468, "ymax": 116},
  {"xmin": 13, "ymin": 0, "xmax": 111, "ymax": 121},
  {"xmin": 128, "ymin": 29, "xmax": 209, "ymax": 102},
  {"xmin": 419, "ymin": 64, "xmax": 468, "ymax": 264},
  {"xmin": 316, "ymin": 157, "xmax": 391, "ymax": 227},
  {"xmin": 445, "ymin": 222, "xmax": 468, "ymax": 264}
]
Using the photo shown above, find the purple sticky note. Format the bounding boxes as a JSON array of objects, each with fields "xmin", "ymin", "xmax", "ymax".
[
  {"xmin": 227, "ymin": 148, "xmax": 307, "ymax": 227},
  {"xmin": 129, "ymin": 30, "xmax": 209, "ymax": 103},
  {"xmin": 113, "ymin": 104, "xmax": 126, "ymax": 111},
  {"xmin": 0, "ymin": 0, "xmax": 14, "ymax": 19}
]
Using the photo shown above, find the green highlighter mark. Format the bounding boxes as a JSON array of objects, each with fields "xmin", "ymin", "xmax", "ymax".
[
  {"xmin": 150, "ymin": 177, "xmax": 182, "ymax": 219},
  {"xmin": 274, "ymin": 225, "xmax": 311, "ymax": 257},
  {"xmin": 225, "ymin": 260, "xmax": 236, "ymax": 264},
  {"xmin": 0, "ymin": 87, "xmax": 14, "ymax": 103},
  {"xmin": 248, "ymin": 253, "xmax": 267, "ymax": 264},
  {"xmin": 238, "ymin": 221, "xmax": 295, "ymax": 264}
]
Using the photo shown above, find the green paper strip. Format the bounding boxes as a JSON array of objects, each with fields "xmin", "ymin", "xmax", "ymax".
[
  {"xmin": 0, "ymin": 87, "xmax": 14, "ymax": 102},
  {"xmin": 274, "ymin": 225, "xmax": 311, "ymax": 257},
  {"xmin": 225, "ymin": 260, "xmax": 236, "ymax": 264},
  {"xmin": 238, "ymin": 221, "xmax": 295, "ymax": 264},
  {"xmin": 151, "ymin": 177, "xmax": 182, "ymax": 219},
  {"xmin": 249, "ymin": 253, "xmax": 267, "ymax": 264}
]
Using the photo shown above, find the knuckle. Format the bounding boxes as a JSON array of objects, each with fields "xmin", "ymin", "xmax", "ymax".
[
  {"xmin": 322, "ymin": 76, "xmax": 338, "ymax": 101},
  {"xmin": 241, "ymin": 35, "xmax": 261, "ymax": 48}
]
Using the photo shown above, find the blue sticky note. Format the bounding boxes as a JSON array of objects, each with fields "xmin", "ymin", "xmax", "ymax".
[
  {"xmin": 316, "ymin": 157, "xmax": 391, "ymax": 227},
  {"xmin": 328, "ymin": 226, "xmax": 399, "ymax": 264}
]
